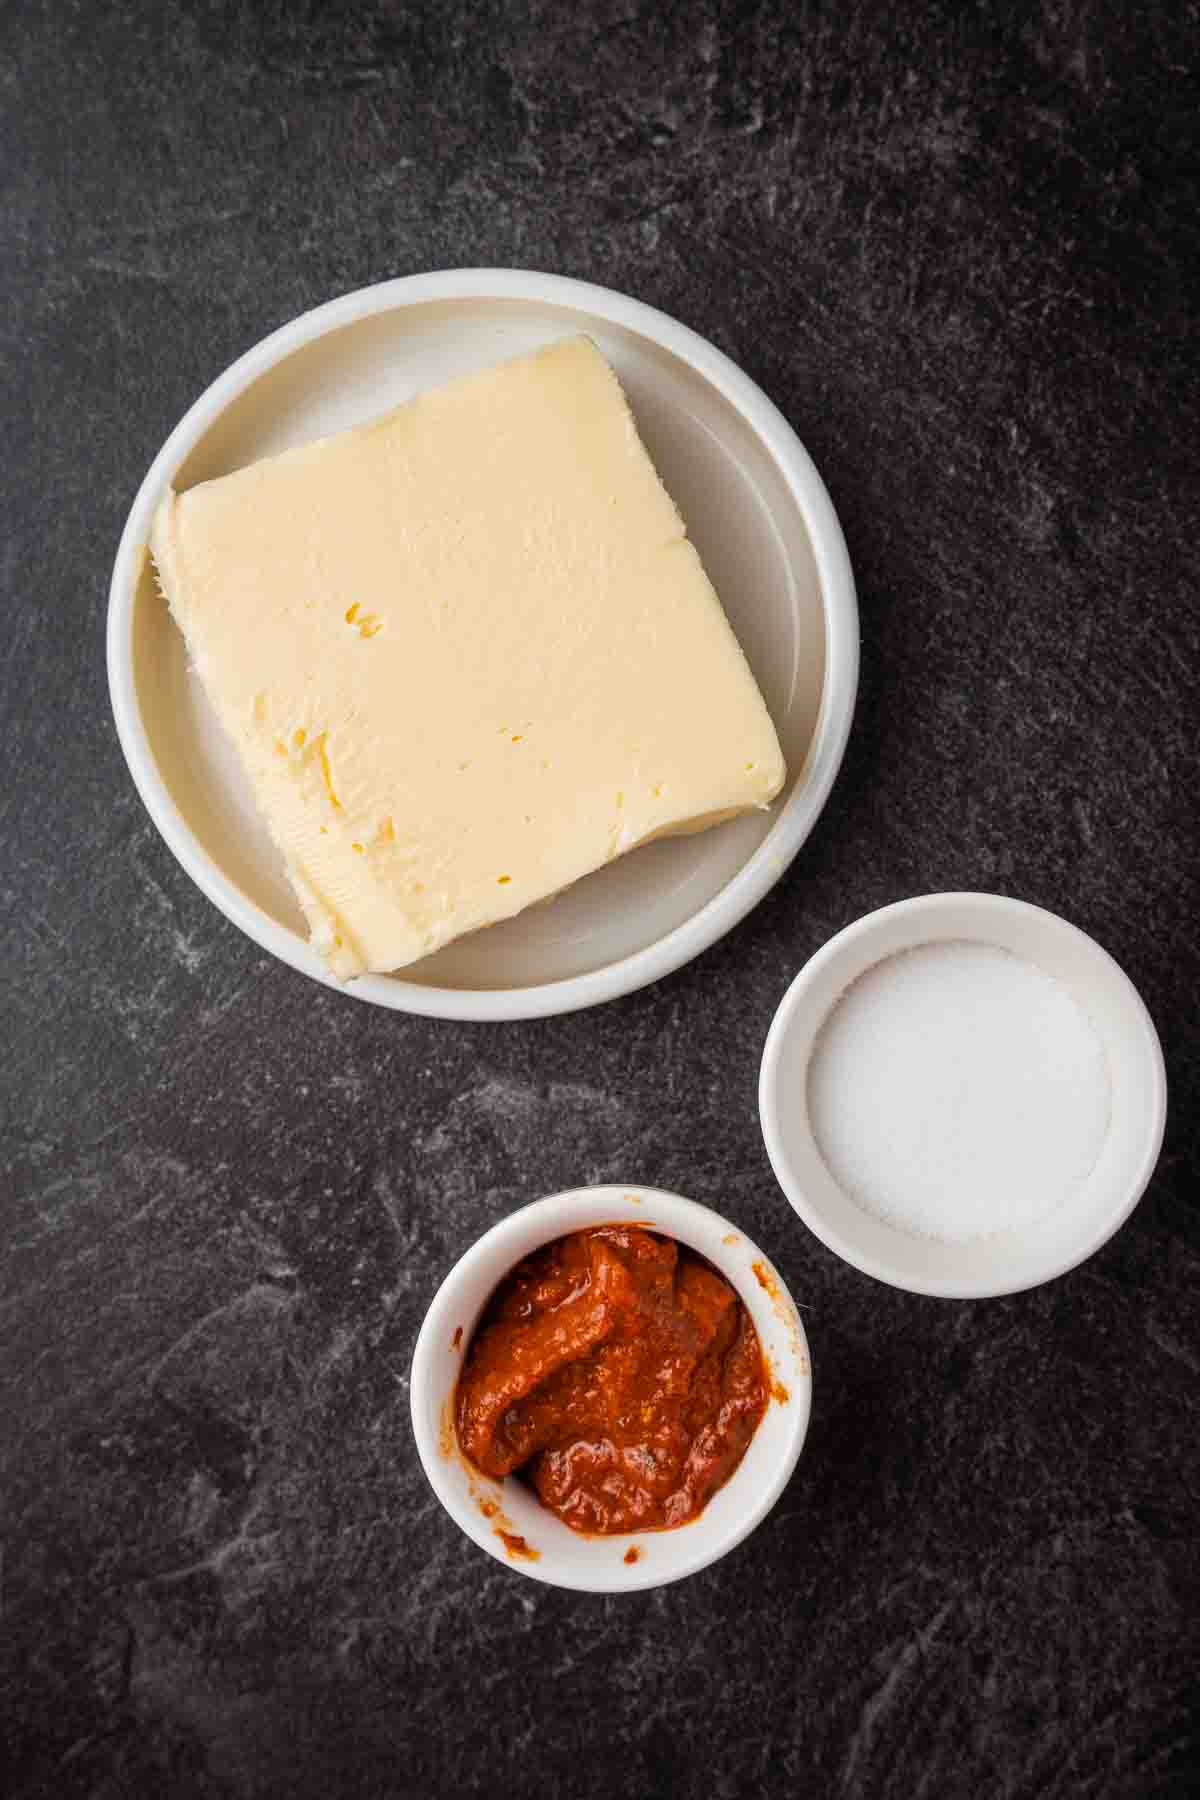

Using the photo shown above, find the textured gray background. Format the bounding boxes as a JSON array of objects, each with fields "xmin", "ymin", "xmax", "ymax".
[{"xmin": 3, "ymin": 2, "xmax": 1198, "ymax": 1796}]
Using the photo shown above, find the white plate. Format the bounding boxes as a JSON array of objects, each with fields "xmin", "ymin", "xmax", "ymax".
[{"xmin": 108, "ymin": 271, "xmax": 858, "ymax": 1019}]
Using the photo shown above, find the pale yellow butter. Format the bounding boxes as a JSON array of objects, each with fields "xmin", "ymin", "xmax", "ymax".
[{"xmin": 150, "ymin": 337, "xmax": 786, "ymax": 978}]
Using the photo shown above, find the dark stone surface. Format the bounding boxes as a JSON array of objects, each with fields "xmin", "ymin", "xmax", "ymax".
[{"xmin": 2, "ymin": 1, "xmax": 1198, "ymax": 1795}]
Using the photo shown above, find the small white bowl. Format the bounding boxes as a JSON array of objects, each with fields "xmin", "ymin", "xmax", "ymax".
[
  {"xmin": 409, "ymin": 1185, "xmax": 812, "ymax": 1592},
  {"xmin": 759, "ymin": 893, "xmax": 1167, "ymax": 1299},
  {"xmin": 106, "ymin": 269, "xmax": 857, "ymax": 1020}
]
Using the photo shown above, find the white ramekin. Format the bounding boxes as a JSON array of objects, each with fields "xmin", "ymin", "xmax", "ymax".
[
  {"xmin": 759, "ymin": 893, "xmax": 1167, "ymax": 1298},
  {"xmin": 409, "ymin": 1185, "xmax": 813, "ymax": 1592}
]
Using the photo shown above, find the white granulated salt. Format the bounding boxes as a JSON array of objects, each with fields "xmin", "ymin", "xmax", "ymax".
[{"xmin": 807, "ymin": 941, "xmax": 1111, "ymax": 1244}]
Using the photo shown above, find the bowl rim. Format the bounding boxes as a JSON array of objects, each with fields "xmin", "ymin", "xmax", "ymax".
[
  {"xmin": 408, "ymin": 1184, "xmax": 813, "ymax": 1593},
  {"xmin": 106, "ymin": 267, "xmax": 859, "ymax": 1020},
  {"xmin": 758, "ymin": 891, "xmax": 1168, "ymax": 1298}
]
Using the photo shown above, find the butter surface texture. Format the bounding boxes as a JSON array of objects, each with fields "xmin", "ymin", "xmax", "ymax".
[{"xmin": 150, "ymin": 338, "xmax": 786, "ymax": 977}]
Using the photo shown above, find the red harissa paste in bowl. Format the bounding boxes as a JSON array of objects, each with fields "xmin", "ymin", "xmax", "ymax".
[{"xmin": 456, "ymin": 1225, "xmax": 768, "ymax": 1534}]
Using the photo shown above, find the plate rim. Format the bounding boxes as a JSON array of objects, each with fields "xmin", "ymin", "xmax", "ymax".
[{"xmin": 107, "ymin": 268, "xmax": 859, "ymax": 1019}]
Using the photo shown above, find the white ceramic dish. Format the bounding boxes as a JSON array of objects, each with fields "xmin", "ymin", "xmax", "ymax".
[
  {"xmin": 409, "ymin": 1186, "xmax": 812, "ymax": 1593},
  {"xmin": 107, "ymin": 269, "xmax": 858, "ymax": 1020},
  {"xmin": 759, "ymin": 893, "xmax": 1167, "ymax": 1298}
]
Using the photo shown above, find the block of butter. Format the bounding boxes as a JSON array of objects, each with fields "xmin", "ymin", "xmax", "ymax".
[{"xmin": 150, "ymin": 337, "xmax": 786, "ymax": 978}]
